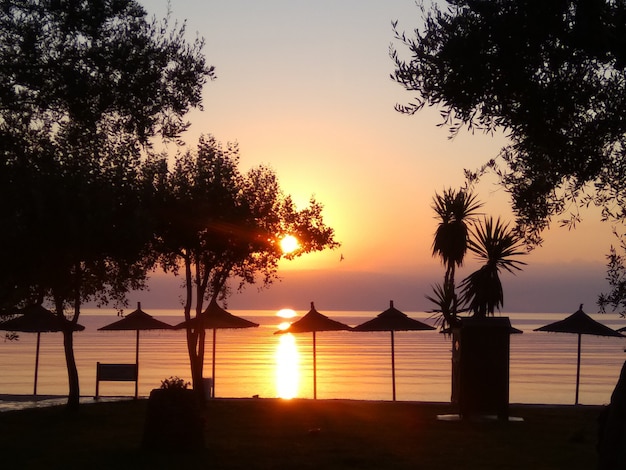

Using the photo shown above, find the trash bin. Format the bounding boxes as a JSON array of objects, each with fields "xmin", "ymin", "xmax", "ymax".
[{"xmin": 452, "ymin": 317, "xmax": 512, "ymax": 420}]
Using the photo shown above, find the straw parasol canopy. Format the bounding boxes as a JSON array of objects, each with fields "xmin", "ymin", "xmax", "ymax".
[
  {"xmin": 275, "ymin": 302, "xmax": 352, "ymax": 399},
  {"xmin": 99, "ymin": 302, "xmax": 173, "ymax": 398},
  {"xmin": 0, "ymin": 304, "xmax": 84, "ymax": 395},
  {"xmin": 353, "ymin": 300, "xmax": 435, "ymax": 401},
  {"xmin": 534, "ymin": 304, "xmax": 624, "ymax": 404},
  {"xmin": 175, "ymin": 299, "xmax": 259, "ymax": 398}
]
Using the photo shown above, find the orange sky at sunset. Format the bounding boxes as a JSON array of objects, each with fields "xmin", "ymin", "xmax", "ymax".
[{"xmin": 135, "ymin": 1, "xmax": 617, "ymax": 314}]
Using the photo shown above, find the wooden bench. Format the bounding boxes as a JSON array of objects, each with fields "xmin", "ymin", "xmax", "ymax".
[{"xmin": 95, "ymin": 362, "xmax": 138, "ymax": 399}]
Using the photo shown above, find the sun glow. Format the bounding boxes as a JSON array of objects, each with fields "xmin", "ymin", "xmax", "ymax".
[
  {"xmin": 275, "ymin": 333, "xmax": 299, "ymax": 399},
  {"xmin": 276, "ymin": 309, "xmax": 296, "ymax": 331},
  {"xmin": 276, "ymin": 308, "xmax": 297, "ymax": 319},
  {"xmin": 280, "ymin": 235, "xmax": 299, "ymax": 254}
]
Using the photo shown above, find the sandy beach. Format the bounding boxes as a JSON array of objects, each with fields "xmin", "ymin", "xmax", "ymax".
[{"xmin": 0, "ymin": 396, "xmax": 604, "ymax": 469}]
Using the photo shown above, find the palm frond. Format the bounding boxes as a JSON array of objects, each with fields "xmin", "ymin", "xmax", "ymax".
[
  {"xmin": 468, "ymin": 217, "xmax": 526, "ymax": 273},
  {"xmin": 432, "ymin": 188, "xmax": 484, "ymax": 268},
  {"xmin": 462, "ymin": 216, "xmax": 526, "ymax": 317},
  {"xmin": 425, "ymin": 281, "xmax": 465, "ymax": 330}
]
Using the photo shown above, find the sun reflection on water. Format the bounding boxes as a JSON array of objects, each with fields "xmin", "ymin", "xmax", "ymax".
[{"xmin": 275, "ymin": 333, "xmax": 299, "ymax": 399}]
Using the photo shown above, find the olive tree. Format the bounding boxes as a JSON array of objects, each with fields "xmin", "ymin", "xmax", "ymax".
[
  {"xmin": 392, "ymin": 0, "xmax": 626, "ymax": 311},
  {"xmin": 0, "ymin": 0, "xmax": 213, "ymax": 410},
  {"xmin": 152, "ymin": 135, "xmax": 339, "ymax": 402}
]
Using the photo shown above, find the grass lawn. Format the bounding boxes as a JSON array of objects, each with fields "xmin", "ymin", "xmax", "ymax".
[{"xmin": 0, "ymin": 398, "xmax": 603, "ymax": 469}]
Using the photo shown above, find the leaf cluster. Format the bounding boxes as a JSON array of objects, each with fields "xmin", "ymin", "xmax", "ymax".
[
  {"xmin": 160, "ymin": 376, "xmax": 190, "ymax": 390},
  {"xmin": 0, "ymin": 0, "xmax": 213, "ymax": 314},
  {"xmin": 152, "ymin": 134, "xmax": 340, "ymax": 304},
  {"xmin": 392, "ymin": 0, "xmax": 626, "ymax": 243},
  {"xmin": 428, "ymin": 188, "xmax": 525, "ymax": 329},
  {"xmin": 0, "ymin": 0, "xmax": 214, "ymax": 144}
]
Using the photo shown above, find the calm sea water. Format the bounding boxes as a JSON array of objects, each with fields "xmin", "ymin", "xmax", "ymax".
[{"xmin": 1, "ymin": 310, "xmax": 625, "ymax": 406}]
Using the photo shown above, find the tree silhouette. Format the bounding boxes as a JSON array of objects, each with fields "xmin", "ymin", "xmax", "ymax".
[
  {"xmin": 0, "ymin": 0, "xmax": 212, "ymax": 410},
  {"xmin": 460, "ymin": 217, "xmax": 526, "ymax": 318},
  {"xmin": 428, "ymin": 190, "xmax": 525, "ymax": 326},
  {"xmin": 429, "ymin": 188, "xmax": 481, "ymax": 328},
  {"xmin": 152, "ymin": 135, "xmax": 339, "ymax": 401},
  {"xmin": 392, "ymin": 0, "xmax": 626, "ymax": 312}
]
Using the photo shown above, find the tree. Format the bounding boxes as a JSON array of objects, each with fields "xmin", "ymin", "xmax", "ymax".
[
  {"xmin": 460, "ymin": 217, "xmax": 526, "ymax": 318},
  {"xmin": 392, "ymin": 1, "xmax": 626, "ymax": 309},
  {"xmin": 428, "ymin": 188, "xmax": 482, "ymax": 329},
  {"xmin": 0, "ymin": 0, "xmax": 213, "ymax": 410},
  {"xmin": 427, "ymin": 189, "xmax": 525, "ymax": 415},
  {"xmin": 153, "ymin": 135, "xmax": 339, "ymax": 403},
  {"xmin": 427, "ymin": 189, "xmax": 525, "ymax": 326}
]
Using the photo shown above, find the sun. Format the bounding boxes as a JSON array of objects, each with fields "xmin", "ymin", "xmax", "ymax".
[
  {"xmin": 276, "ymin": 309, "xmax": 296, "ymax": 331},
  {"xmin": 280, "ymin": 235, "xmax": 299, "ymax": 254},
  {"xmin": 276, "ymin": 308, "xmax": 297, "ymax": 319}
]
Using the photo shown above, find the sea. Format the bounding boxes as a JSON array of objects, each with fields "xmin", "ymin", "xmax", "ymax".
[{"xmin": 1, "ymin": 310, "xmax": 625, "ymax": 408}]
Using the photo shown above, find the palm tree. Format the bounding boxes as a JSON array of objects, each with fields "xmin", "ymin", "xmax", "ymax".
[
  {"xmin": 460, "ymin": 217, "xmax": 526, "ymax": 318},
  {"xmin": 425, "ymin": 281, "xmax": 463, "ymax": 329},
  {"xmin": 430, "ymin": 188, "xmax": 482, "ymax": 328}
]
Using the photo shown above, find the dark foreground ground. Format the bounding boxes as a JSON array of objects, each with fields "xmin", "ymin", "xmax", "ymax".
[{"xmin": 0, "ymin": 398, "xmax": 604, "ymax": 469}]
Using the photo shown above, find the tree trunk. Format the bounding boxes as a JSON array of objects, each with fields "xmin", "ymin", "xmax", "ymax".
[
  {"xmin": 598, "ymin": 360, "xmax": 626, "ymax": 469},
  {"xmin": 192, "ymin": 358, "xmax": 206, "ymax": 405},
  {"xmin": 63, "ymin": 328, "xmax": 80, "ymax": 412},
  {"xmin": 54, "ymin": 291, "xmax": 80, "ymax": 412},
  {"xmin": 185, "ymin": 326, "xmax": 202, "ymax": 391},
  {"xmin": 182, "ymin": 253, "xmax": 206, "ymax": 403}
]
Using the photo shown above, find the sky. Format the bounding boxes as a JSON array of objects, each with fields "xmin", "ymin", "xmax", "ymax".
[{"xmin": 133, "ymin": 0, "xmax": 618, "ymax": 314}]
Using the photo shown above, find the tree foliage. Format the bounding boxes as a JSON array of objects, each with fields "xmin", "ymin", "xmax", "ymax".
[
  {"xmin": 392, "ymin": 0, "xmax": 626, "ymax": 312},
  {"xmin": 460, "ymin": 217, "xmax": 526, "ymax": 318},
  {"xmin": 152, "ymin": 135, "xmax": 339, "ymax": 400},
  {"xmin": 392, "ymin": 0, "xmax": 626, "ymax": 237},
  {"xmin": 0, "ymin": 0, "xmax": 213, "ymax": 144},
  {"xmin": 428, "ymin": 189, "xmax": 525, "ymax": 328},
  {"xmin": 0, "ymin": 0, "xmax": 213, "ymax": 409},
  {"xmin": 429, "ymin": 188, "xmax": 482, "ymax": 328}
]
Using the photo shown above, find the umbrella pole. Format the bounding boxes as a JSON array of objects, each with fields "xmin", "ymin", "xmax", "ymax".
[
  {"xmin": 575, "ymin": 333, "xmax": 582, "ymax": 405},
  {"xmin": 391, "ymin": 330, "xmax": 396, "ymax": 402},
  {"xmin": 135, "ymin": 330, "xmax": 140, "ymax": 399},
  {"xmin": 313, "ymin": 331, "xmax": 317, "ymax": 400},
  {"xmin": 33, "ymin": 332, "xmax": 41, "ymax": 396},
  {"xmin": 212, "ymin": 328, "xmax": 217, "ymax": 398}
]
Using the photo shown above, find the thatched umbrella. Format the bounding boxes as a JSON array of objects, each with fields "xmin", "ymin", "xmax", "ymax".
[
  {"xmin": 353, "ymin": 300, "xmax": 435, "ymax": 401},
  {"xmin": 274, "ymin": 302, "xmax": 352, "ymax": 399},
  {"xmin": 534, "ymin": 304, "xmax": 624, "ymax": 404},
  {"xmin": 99, "ymin": 302, "xmax": 173, "ymax": 398},
  {"xmin": 0, "ymin": 304, "xmax": 84, "ymax": 395},
  {"xmin": 175, "ymin": 299, "xmax": 259, "ymax": 398}
]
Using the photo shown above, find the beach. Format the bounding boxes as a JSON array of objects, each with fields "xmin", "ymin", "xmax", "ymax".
[
  {"xmin": 1, "ymin": 310, "xmax": 620, "ymax": 468},
  {"xmin": 0, "ymin": 397, "xmax": 605, "ymax": 469}
]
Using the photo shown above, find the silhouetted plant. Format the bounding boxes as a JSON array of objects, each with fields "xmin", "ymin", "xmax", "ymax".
[
  {"xmin": 430, "ymin": 188, "xmax": 482, "ymax": 329},
  {"xmin": 160, "ymin": 376, "xmax": 191, "ymax": 391},
  {"xmin": 153, "ymin": 135, "xmax": 339, "ymax": 402},
  {"xmin": 393, "ymin": 0, "xmax": 626, "ymax": 315},
  {"xmin": 428, "ymin": 190, "xmax": 525, "ymax": 327},
  {"xmin": 460, "ymin": 217, "xmax": 526, "ymax": 318},
  {"xmin": 425, "ymin": 281, "xmax": 463, "ymax": 330},
  {"xmin": 0, "ymin": 0, "xmax": 213, "ymax": 410}
]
